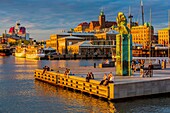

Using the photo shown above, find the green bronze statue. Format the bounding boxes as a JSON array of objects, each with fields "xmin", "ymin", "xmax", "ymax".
[
  {"xmin": 116, "ymin": 12, "xmax": 132, "ymax": 76},
  {"xmin": 116, "ymin": 12, "xmax": 130, "ymax": 34}
]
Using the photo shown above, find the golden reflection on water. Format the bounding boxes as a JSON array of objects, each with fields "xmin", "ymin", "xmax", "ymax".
[
  {"xmin": 34, "ymin": 80, "xmax": 117, "ymax": 113},
  {"xmin": 15, "ymin": 74, "xmax": 33, "ymax": 80},
  {"xmin": 14, "ymin": 57, "xmax": 39, "ymax": 65}
]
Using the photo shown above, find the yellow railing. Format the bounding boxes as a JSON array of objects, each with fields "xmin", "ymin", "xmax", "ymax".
[{"xmin": 34, "ymin": 69, "xmax": 114, "ymax": 99}]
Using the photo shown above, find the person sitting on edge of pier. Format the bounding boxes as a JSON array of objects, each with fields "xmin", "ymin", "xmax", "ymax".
[
  {"xmin": 86, "ymin": 72, "xmax": 90, "ymax": 82},
  {"xmin": 99, "ymin": 73, "xmax": 108, "ymax": 85},
  {"xmin": 64, "ymin": 68, "xmax": 70, "ymax": 78},
  {"xmin": 104, "ymin": 72, "xmax": 114, "ymax": 86},
  {"xmin": 89, "ymin": 72, "xmax": 94, "ymax": 79},
  {"xmin": 105, "ymin": 59, "xmax": 109, "ymax": 64},
  {"xmin": 42, "ymin": 65, "xmax": 50, "ymax": 75},
  {"xmin": 86, "ymin": 72, "xmax": 94, "ymax": 82}
]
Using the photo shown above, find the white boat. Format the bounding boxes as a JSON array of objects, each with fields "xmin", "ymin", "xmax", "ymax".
[
  {"xmin": 26, "ymin": 45, "xmax": 45, "ymax": 60},
  {"xmin": 15, "ymin": 46, "xmax": 26, "ymax": 58}
]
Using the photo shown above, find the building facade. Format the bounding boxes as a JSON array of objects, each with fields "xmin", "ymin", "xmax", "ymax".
[
  {"xmin": 130, "ymin": 23, "xmax": 154, "ymax": 47},
  {"xmin": 158, "ymin": 28, "xmax": 170, "ymax": 46},
  {"xmin": 74, "ymin": 10, "xmax": 117, "ymax": 32}
]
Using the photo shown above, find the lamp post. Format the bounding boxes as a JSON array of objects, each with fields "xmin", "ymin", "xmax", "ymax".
[
  {"xmin": 149, "ymin": 8, "xmax": 152, "ymax": 63},
  {"xmin": 168, "ymin": 10, "xmax": 170, "ymax": 63}
]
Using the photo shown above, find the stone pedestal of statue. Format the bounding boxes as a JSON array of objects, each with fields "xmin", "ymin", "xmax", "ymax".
[{"xmin": 116, "ymin": 34, "xmax": 132, "ymax": 76}]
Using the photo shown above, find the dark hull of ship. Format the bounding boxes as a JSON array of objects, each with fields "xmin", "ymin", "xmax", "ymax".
[{"xmin": 0, "ymin": 49, "xmax": 11, "ymax": 56}]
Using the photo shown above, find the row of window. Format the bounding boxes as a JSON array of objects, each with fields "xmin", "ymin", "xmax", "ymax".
[
  {"xmin": 158, "ymin": 35, "xmax": 169, "ymax": 38},
  {"xmin": 158, "ymin": 31, "xmax": 169, "ymax": 34}
]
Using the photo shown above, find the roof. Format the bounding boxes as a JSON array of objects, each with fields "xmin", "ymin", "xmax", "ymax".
[
  {"xmin": 106, "ymin": 30, "xmax": 119, "ymax": 34},
  {"xmin": 58, "ymin": 36, "xmax": 84, "ymax": 40},
  {"xmin": 69, "ymin": 41, "xmax": 93, "ymax": 47},
  {"xmin": 105, "ymin": 21, "xmax": 117, "ymax": 28},
  {"xmin": 158, "ymin": 28, "xmax": 170, "ymax": 31},
  {"xmin": 133, "ymin": 43, "xmax": 143, "ymax": 47},
  {"xmin": 44, "ymin": 47, "xmax": 55, "ymax": 51},
  {"xmin": 68, "ymin": 41, "xmax": 115, "ymax": 48},
  {"xmin": 78, "ymin": 22, "xmax": 89, "ymax": 26},
  {"xmin": 56, "ymin": 32, "xmax": 95, "ymax": 36}
]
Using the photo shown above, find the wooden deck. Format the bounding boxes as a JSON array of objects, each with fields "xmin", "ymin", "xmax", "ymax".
[
  {"xmin": 34, "ymin": 65, "xmax": 170, "ymax": 100},
  {"xmin": 34, "ymin": 69, "xmax": 114, "ymax": 99}
]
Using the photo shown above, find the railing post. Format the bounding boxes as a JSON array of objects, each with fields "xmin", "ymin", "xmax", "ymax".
[{"xmin": 108, "ymin": 84, "xmax": 114, "ymax": 100}]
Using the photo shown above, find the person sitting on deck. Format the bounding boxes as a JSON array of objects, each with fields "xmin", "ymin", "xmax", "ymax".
[
  {"xmin": 148, "ymin": 63, "xmax": 153, "ymax": 77},
  {"xmin": 104, "ymin": 72, "xmax": 114, "ymax": 86},
  {"xmin": 99, "ymin": 73, "xmax": 108, "ymax": 85},
  {"xmin": 104, "ymin": 59, "xmax": 109, "ymax": 64},
  {"xmin": 143, "ymin": 63, "xmax": 153, "ymax": 77},
  {"xmin": 42, "ymin": 65, "xmax": 50, "ymax": 75},
  {"xmin": 140, "ymin": 63, "xmax": 144, "ymax": 77},
  {"xmin": 86, "ymin": 72, "xmax": 90, "ymax": 82},
  {"xmin": 64, "ymin": 68, "xmax": 70, "ymax": 78},
  {"xmin": 86, "ymin": 72, "xmax": 94, "ymax": 82},
  {"xmin": 89, "ymin": 72, "xmax": 94, "ymax": 79}
]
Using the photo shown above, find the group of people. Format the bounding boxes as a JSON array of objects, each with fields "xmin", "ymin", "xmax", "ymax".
[
  {"xmin": 86, "ymin": 72, "xmax": 94, "ymax": 82},
  {"xmin": 140, "ymin": 62, "xmax": 153, "ymax": 77},
  {"xmin": 99, "ymin": 72, "xmax": 114, "ymax": 86}
]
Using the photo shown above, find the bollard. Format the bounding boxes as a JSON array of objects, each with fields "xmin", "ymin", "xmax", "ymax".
[
  {"xmin": 162, "ymin": 61, "xmax": 165, "ymax": 69},
  {"xmin": 74, "ymin": 53, "xmax": 76, "ymax": 60},
  {"xmin": 63, "ymin": 54, "xmax": 66, "ymax": 59},
  {"xmin": 48, "ymin": 55, "xmax": 51, "ymax": 60},
  {"xmin": 94, "ymin": 63, "xmax": 96, "ymax": 68}
]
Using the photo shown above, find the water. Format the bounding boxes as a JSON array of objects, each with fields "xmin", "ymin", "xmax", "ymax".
[{"xmin": 1, "ymin": 56, "xmax": 170, "ymax": 113}]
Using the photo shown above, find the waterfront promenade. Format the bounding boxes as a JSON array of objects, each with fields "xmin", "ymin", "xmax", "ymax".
[{"xmin": 35, "ymin": 63, "xmax": 170, "ymax": 100}]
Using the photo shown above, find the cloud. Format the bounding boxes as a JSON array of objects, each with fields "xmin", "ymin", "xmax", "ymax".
[{"xmin": 0, "ymin": 0, "xmax": 169, "ymax": 40}]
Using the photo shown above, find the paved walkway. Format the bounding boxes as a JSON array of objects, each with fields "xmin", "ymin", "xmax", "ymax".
[{"xmin": 58, "ymin": 63, "xmax": 170, "ymax": 84}]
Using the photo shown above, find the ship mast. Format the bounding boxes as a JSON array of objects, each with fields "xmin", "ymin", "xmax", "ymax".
[
  {"xmin": 149, "ymin": 8, "xmax": 152, "ymax": 63},
  {"xmin": 128, "ymin": 6, "xmax": 133, "ymax": 30},
  {"xmin": 141, "ymin": 0, "xmax": 145, "ymax": 25}
]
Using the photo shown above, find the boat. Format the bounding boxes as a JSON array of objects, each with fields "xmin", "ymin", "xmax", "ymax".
[
  {"xmin": 15, "ymin": 45, "xmax": 27, "ymax": 58},
  {"xmin": 26, "ymin": 45, "xmax": 45, "ymax": 60},
  {"xmin": 0, "ymin": 44, "xmax": 11, "ymax": 56}
]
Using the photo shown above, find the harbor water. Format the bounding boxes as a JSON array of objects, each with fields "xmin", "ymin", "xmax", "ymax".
[{"xmin": 1, "ymin": 56, "xmax": 170, "ymax": 113}]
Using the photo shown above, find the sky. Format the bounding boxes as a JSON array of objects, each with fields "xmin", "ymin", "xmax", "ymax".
[{"xmin": 0, "ymin": 0, "xmax": 169, "ymax": 41}]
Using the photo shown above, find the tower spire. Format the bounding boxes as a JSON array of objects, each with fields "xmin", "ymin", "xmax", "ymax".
[{"xmin": 100, "ymin": 8, "xmax": 104, "ymax": 15}]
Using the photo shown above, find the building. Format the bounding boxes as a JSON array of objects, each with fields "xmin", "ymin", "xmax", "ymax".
[
  {"xmin": 46, "ymin": 32, "xmax": 96, "ymax": 53},
  {"xmin": 58, "ymin": 36, "xmax": 84, "ymax": 54},
  {"xmin": 130, "ymin": 22, "xmax": 154, "ymax": 47},
  {"xmin": 74, "ymin": 22, "xmax": 89, "ymax": 32},
  {"xmin": 74, "ymin": 10, "xmax": 117, "ymax": 32},
  {"xmin": 158, "ymin": 28, "xmax": 170, "ymax": 46}
]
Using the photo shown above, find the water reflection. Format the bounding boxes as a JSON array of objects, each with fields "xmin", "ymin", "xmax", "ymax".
[
  {"xmin": 34, "ymin": 80, "xmax": 117, "ymax": 113},
  {"xmin": 1, "ymin": 56, "xmax": 170, "ymax": 112}
]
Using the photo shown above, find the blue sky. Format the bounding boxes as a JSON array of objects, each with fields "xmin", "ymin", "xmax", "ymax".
[{"xmin": 0, "ymin": 0, "xmax": 169, "ymax": 41}]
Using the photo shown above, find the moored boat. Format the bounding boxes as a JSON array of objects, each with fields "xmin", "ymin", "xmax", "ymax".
[
  {"xmin": 0, "ymin": 44, "xmax": 11, "ymax": 56},
  {"xmin": 15, "ymin": 45, "xmax": 27, "ymax": 58},
  {"xmin": 26, "ymin": 45, "xmax": 45, "ymax": 60}
]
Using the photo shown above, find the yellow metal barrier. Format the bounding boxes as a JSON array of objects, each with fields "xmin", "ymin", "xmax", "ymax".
[{"xmin": 34, "ymin": 69, "xmax": 114, "ymax": 100}]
